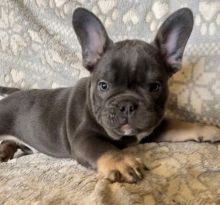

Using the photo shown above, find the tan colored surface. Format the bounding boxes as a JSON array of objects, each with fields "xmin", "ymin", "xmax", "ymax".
[{"xmin": 1, "ymin": 142, "xmax": 220, "ymax": 205}]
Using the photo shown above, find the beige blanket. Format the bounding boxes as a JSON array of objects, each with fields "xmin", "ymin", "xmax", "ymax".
[{"xmin": 1, "ymin": 142, "xmax": 220, "ymax": 205}]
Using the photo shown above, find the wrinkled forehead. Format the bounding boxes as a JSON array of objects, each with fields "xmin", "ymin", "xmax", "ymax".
[{"xmin": 93, "ymin": 40, "xmax": 168, "ymax": 84}]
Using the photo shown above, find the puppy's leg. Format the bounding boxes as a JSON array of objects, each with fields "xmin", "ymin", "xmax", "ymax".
[
  {"xmin": 0, "ymin": 88, "xmax": 37, "ymax": 161},
  {"xmin": 0, "ymin": 140, "xmax": 33, "ymax": 162},
  {"xmin": 153, "ymin": 118, "xmax": 220, "ymax": 143},
  {"xmin": 0, "ymin": 140, "xmax": 18, "ymax": 162},
  {"xmin": 72, "ymin": 131, "xmax": 145, "ymax": 183}
]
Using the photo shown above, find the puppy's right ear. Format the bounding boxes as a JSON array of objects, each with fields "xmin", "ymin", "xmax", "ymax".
[{"xmin": 72, "ymin": 8, "xmax": 113, "ymax": 72}]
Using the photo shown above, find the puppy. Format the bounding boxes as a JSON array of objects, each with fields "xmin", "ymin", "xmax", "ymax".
[{"xmin": 0, "ymin": 7, "xmax": 220, "ymax": 183}]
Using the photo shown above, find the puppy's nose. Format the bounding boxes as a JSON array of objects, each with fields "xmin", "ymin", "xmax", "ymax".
[{"xmin": 119, "ymin": 101, "xmax": 138, "ymax": 116}]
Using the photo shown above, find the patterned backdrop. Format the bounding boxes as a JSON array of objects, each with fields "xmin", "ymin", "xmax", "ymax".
[{"xmin": 0, "ymin": 0, "xmax": 220, "ymax": 126}]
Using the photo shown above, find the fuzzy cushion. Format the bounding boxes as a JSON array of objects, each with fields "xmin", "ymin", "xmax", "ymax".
[{"xmin": 1, "ymin": 142, "xmax": 220, "ymax": 205}]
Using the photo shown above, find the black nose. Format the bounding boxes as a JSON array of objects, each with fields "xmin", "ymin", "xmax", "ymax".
[{"xmin": 119, "ymin": 101, "xmax": 138, "ymax": 116}]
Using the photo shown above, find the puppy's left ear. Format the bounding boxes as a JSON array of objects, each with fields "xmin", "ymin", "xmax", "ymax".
[
  {"xmin": 72, "ymin": 8, "xmax": 113, "ymax": 71},
  {"xmin": 154, "ymin": 8, "xmax": 193, "ymax": 75}
]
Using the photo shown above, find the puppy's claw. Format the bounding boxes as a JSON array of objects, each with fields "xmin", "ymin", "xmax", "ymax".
[
  {"xmin": 127, "ymin": 167, "xmax": 139, "ymax": 183},
  {"xmin": 136, "ymin": 157, "xmax": 148, "ymax": 170},
  {"xmin": 134, "ymin": 167, "xmax": 143, "ymax": 179}
]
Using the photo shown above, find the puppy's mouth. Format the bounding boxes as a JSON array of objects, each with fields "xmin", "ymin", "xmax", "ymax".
[
  {"xmin": 120, "ymin": 124, "xmax": 137, "ymax": 136},
  {"xmin": 103, "ymin": 121, "xmax": 159, "ymax": 142},
  {"xmin": 118, "ymin": 123, "xmax": 154, "ymax": 136}
]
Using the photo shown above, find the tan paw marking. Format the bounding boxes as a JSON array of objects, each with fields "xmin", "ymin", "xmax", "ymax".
[
  {"xmin": 196, "ymin": 125, "xmax": 220, "ymax": 142},
  {"xmin": 97, "ymin": 151, "xmax": 146, "ymax": 183}
]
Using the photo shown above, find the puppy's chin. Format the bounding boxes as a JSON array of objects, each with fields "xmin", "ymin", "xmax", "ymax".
[{"xmin": 104, "ymin": 124, "xmax": 155, "ymax": 142}]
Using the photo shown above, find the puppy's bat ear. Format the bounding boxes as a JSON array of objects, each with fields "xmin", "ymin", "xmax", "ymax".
[
  {"xmin": 72, "ymin": 8, "xmax": 113, "ymax": 72},
  {"xmin": 154, "ymin": 8, "xmax": 193, "ymax": 75}
]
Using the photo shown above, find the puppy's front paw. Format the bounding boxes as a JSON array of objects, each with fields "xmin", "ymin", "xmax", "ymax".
[
  {"xmin": 197, "ymin": 125, "xmax": 220, "ymax": 142},
  {"xmin": 97, "ymin": 151, "xmax": 145, "ymax": 183}
]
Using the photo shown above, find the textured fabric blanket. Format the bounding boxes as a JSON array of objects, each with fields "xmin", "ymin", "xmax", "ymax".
[
  {"xmin": 1, "ymin": 0, "xmax": 220, "ymax": 204},
  {"xmin": 1, "ymin": 142, "xmax": 220, "ymax": 205}
]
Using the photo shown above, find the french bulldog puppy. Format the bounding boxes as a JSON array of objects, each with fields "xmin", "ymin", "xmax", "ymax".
[{"xmin": 0, "ymin": 7, "xmax": 220, "ymax": 183}]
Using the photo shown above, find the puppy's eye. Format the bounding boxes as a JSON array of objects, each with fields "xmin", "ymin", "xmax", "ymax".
[
  {"xmin": 148, "ymin": 82, "xmax": 161, "ymax": 93},
  {"xmin": 98, "ymin": 81, "xmax": 109, "ymax": 91}
]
